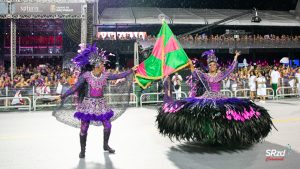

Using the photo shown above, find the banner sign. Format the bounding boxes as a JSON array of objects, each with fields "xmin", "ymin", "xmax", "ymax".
[{"xmin": 12, "ymin": 3, "xmax": 82, "ymax": 15}]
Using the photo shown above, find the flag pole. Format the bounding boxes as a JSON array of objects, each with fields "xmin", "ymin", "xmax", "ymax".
[
  {"xmin": 161, "ymin": 18, "xmax": 165, "ymax": 78},
  {"xmin": 195, "ymin": 71, "xmax": 210, "ymax": 92}
]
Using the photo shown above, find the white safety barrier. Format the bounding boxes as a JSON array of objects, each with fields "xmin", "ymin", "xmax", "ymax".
[
  {"xmin": 220, "ymin": 89, "xmax": 233, "ymax": 97},
  {"xmin": 234, "ymin": 88, "xmax": 275, "ymax": 99},
  {"xmin": 276, "ymin": 86, "xmax": 298, "ymax": 98},
  {"xmin": 33, "ymin": 95, "xmax": 65, "ymax": 111},
  {"xmin": 266, "ymin": 88, "xmax": 275, "ymax": 99},
  {"xmin": 33, "ymin": 93, "xmax": 138, "ymax": 111},
  {"xmin": 0, "ymin": 97, "xmax": 32, "ymax": 111},
  {"xmin": 104, "ymin": 93, "xmax": 138, "ymax": 107},
  {"xmin": 234, "ymin": 89, "xmax": 251, "ymax": 98},
  {"xmin": 140, "ymin": 92, "xmax": 187, "ymax": 107},
  {"xmin": 1, "ymin": 84, "xmax": 298, "ymax": 112}
]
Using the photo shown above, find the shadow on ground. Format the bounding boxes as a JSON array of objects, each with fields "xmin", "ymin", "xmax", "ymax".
[{"xmin": 74, "ymin": 153, "xmax": 117, "ymax": 169}]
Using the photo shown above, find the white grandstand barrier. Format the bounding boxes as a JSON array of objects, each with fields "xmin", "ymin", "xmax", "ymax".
[
  {"xmin": 276, "ymin": 86, "xmax": 298, "ymax": 99},
  {"xmin": 33, "ymin": 95, "xmax": 63, "ymax": 111},
  {"xmin": 140, "ymin": 92, "xmax": 163, "ymax": 107},
  {"xmin": 0, "ymin": 96, "xmax": 32, "ymax": 111},
  {"xmin": 33, "ymin": 93, "xmax": 138, "ymax": 111},
  {"xmin": 234, "ymin": 89, "xmax": 250, "ymax": 98},
  {"xmin": 266, "ymin": 88, "xmax": 275, "ymax": 99},
  {"xmin": 104, "ymin": 93, "xmax": 138, "ymax": 107},
  {"xmin": 234, "ymin": 88, "xmax": 275, "ymax": 99},
  {"xmin": 140, "ymin": 92, "xmax": 187, "ymax": 107},
  {"xmin": 5, "ymin": 86, "xmax": 8, "ymax": 107},
  {"xmin": 220, "ymin": 89, "xmax": 233, "ymax": 97}
]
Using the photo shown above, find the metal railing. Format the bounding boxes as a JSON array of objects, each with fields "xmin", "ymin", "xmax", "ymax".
[
  {"xmin": 234, "ymin": 89, "xmax": 250, "ymax": 98},
  {"xmin": 276, "ymin": 86, "xmax": 298, "ymax": 98},
  {"xmin": 266, "ymin": 88, "xmax": 275, "ymax": 99},
  {"xmin": 33, "ymin": 93, "xmax": 139, "ymax": 111},
  {"xmin": 33, "ymin": 95, "xmax": 64, "ymax": 111},
  {"xmin": 221, "ymin": 89, "xmax": 233, "ymax": 98},
  {"xmin": 104, "ymin": 93, "xmax": 138, "ymax": 107},
  {"xmin": 140, "ymin": 92, "xmax": 187, "ymax": 107},
  {"xmin": 0, "ymin": 96, "xmax": 32, "ymax": 111},
  {"xmin": 0, "ymin": 81, "xmax": 299, "ymax": 111},
  {"xmin": 234, "ymin": 88, "xmax": 275, "ymax": 99}
]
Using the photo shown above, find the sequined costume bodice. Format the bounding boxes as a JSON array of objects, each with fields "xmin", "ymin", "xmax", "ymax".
[
  {"xmin": 61, "ymin": 70, "xmax": 132, "ymax": 100},
  {"xmin": 189, "ymin": 60, "xmax": 237, "ymax": 97}
]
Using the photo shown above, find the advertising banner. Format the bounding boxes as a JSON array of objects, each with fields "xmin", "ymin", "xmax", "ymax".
[{"xmin": 12, "ymin": 3, "xmax": 82, "ymax": 15}]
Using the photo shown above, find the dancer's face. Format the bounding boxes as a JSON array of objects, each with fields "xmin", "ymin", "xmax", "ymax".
[
  {"xmin": 94, "ymin": 62, "xmax": 105, "ymax": 73},
  {"xmin": 208, "ymin": 62, "xmax": 217, "ymax": 73}
]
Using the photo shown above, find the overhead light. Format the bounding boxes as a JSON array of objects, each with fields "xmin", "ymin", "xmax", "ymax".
[{"xmin": 251, "ymin": 8, "xmax": 262, "ymax": 23}]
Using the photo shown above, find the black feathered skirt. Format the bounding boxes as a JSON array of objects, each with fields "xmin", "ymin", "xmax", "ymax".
[{"xmin": 157, "ymin": 92, "xmax": 275, "ymax": 145}]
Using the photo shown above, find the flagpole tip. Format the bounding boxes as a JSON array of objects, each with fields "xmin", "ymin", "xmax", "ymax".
[{"xmin": 158, "ymin": 14, "xmax": 166, "ymax": 24}]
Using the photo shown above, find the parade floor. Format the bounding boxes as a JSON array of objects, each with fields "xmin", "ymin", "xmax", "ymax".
[{"xmin": 1, "ymin": 99, "xmax": 300, "ymax": 169}]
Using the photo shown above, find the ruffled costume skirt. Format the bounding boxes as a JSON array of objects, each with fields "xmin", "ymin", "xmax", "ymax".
[
  {"xmin": 53, "ymin": 97, "xmax": 118, "ymax": 128},
  {"xmin": 157, "ymin": 92, "xmax": 276, "ymax": 145}
]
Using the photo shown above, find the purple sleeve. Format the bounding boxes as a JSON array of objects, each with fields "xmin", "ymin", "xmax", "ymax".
[
  {"xmin": 218, "ymin": 60, "xmax": 237, "ymax": 81},
  {"xmin": 61, "ymin": 76, "xmax": 85, "ymax": 99},
  {"xmin": 107, "ymin": 70, "xmax": 133, "ymax": 80}
]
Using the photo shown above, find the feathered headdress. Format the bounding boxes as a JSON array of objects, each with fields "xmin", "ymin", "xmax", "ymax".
[
  {"xmin": 202, "ymin": 49, "xmax": 218, "ymax": 64},
  {"xmin": 72, "ymin": 43, "xmax": 114, "ymax": 67}
]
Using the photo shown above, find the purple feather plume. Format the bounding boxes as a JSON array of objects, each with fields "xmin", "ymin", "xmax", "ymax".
[
  {"xmin": 72, "ymin": 44, "xmax": 97, "ymax": 67},
  {"xmin": 201, "ymin": 49, "xmax": 215, "ymax": 57},
  {"xmin": 72, "ymin": 43, "xmax": 114, "ymax": 67}
]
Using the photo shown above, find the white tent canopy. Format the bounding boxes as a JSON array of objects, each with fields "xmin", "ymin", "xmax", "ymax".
[{"xmin": 99, "ymin": 7, "xmax": 300, "ymax": 26}]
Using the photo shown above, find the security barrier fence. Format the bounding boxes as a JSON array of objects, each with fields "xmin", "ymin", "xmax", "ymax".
[{"xmin": 0, "ymin": 81, "xmax": 299, "ymax": 111}]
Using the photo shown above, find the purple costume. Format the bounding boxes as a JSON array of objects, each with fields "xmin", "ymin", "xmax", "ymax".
[
  {"xmin": 157, "ymin": 50, "xmax": 275, "ymax": 145},
  {"xmin": 61, "ymin": 70, "xmax": 132, "ymax": 124},
  {"xmin": 190, "ymin": 60, "xmax": 237, "ymax": 97},
  {"xmin": 53, "ymin": 43, "xmax": 133, "ymax": 157}
]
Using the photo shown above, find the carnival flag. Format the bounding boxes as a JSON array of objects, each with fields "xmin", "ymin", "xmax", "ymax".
[{"xmin": 135, "ymin": 21, "xmax": 189, "ymax": 89}]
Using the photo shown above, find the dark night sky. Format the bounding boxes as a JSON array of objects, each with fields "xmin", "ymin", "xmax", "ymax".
[{"xmin": 99, "ymin": 0, "xmax": 298, "ymax": 11}]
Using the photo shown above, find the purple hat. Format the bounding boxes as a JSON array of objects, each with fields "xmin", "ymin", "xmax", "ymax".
[
  {"xmin": 202, "ymin": 49, "xmax": 218, "ymax": 64},
  {"xmin": 72, "ymin": 43, "xmax": 114, "ymax": 67}
]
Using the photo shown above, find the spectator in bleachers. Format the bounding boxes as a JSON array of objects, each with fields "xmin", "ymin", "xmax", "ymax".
[
  {"xmin": 172, "ymin": 72, "xmax": 183, "ymax": 100},
  {"xmin": 270, "ymin": 66, "xmax": 281, "ymax": 96},
  {"xmin": 257, "ymin": 71, "xmax": 267, "ymax": 102},
  {"xmin": 15, "ymin": 77, "xmax": 29, "ymax": 88},
  {"xmin": 0, "ymin": 76, "xmax": 5, "ymax": 89},
  {"xmin": 248, "ymin": 69, "xmax": 257, "ymax": 101}
]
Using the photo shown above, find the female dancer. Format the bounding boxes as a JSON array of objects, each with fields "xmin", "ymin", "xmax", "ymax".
[
  {"xmin": 157, "ymin": 50, "xmax": 275, "ymax": 145},
  {"xmin": 54, "ymin": 44, "xmax": 136, "ymax": 157}
]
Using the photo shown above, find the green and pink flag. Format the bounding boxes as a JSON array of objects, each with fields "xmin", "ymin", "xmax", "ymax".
[{"xmin": 135, "ymin": 21, "xmax": 189, "ymax": 89}]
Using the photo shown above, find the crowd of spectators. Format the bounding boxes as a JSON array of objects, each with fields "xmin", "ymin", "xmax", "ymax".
[
  {"xmin": 1, "ymin": 60, "xmax": 300, "ymax": 102},
  {"xmin": 0, "ymin": 64, "xmax": 130, "ymax": 96},
  {"xmin": 220, "ymin": 62, "xmax": 300, "ymax": 101},
  {"xmin": 98, "ymin": 33, "xmax": 300, "ymax": 43},
  {"xmin": 98, "ymin": 33, "xmax": 145, "ymax": 41},
  {"xmin": 97, "ymin": 33, "xmax": 300, "ymax": 49}
]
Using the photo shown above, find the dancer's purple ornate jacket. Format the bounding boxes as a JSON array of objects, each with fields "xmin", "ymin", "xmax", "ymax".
[
  {"xmin": 62, "ymin": 70, "xmax": 132, "ymax": 99},
  {"xmin": 61, "ymin": 70, "xmax": 132, "ymax": 122},
  {"xmin": 189, "ymin": 60, "xmax": 237, "ymax": 96}
]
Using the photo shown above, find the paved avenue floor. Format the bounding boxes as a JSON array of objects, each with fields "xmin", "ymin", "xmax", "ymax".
[{"xmin": 1, "ymin": 99, "xmax": 300, "ymax": 169}]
